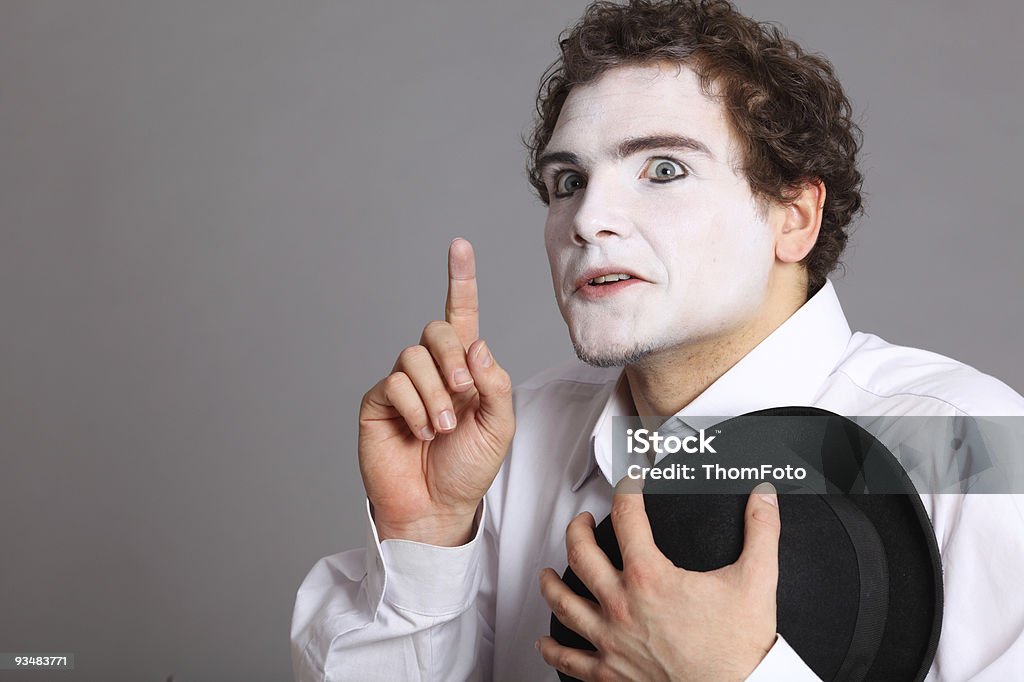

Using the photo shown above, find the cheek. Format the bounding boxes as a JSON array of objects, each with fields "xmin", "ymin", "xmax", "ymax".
[
  {"xmin": 543, "ymin": 218, "xmax": 559, "ymax": 268},
  {"xmin": 645, "ymin": 203, "xmax": 721, "ymax": 275},
  {"xmin": 654, "ymin": 202, "xmax": 773, "ymax": 301},
  {"xmin": 710, "ymin": 200, "xmax": 775, "ymax": 266},
  {"xmin": 544, "ymin": 212, "xmax": 571, "ymax": 295},
  {"xmin": 543, "ymin": 217, "xmax": 557, "ymax": 253},
  {"xmin": 543, "ymin": 205, "xmax": 567, "ymax": 249},
  {"xmin": 544, "ymin": 205, "xmax": 578, "ymax": 252}
]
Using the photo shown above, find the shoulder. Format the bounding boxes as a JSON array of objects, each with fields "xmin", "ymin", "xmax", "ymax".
[{"xmin": 831, "ymin": 332, "xmax": 1024, "ymax": 416}]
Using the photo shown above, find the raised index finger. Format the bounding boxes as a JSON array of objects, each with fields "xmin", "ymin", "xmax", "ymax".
[{"xmin": 446, "ymin": 237, "xmax": 479, "ymax": 349}]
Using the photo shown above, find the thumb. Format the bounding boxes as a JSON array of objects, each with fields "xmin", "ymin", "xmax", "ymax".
[
  {"xmin": 466, "ymin": 339, "xmax": 514, "ymax": 441},
  {"xmin": 738, "ymin": 482, "xmax": 781, "ymax": 590}
]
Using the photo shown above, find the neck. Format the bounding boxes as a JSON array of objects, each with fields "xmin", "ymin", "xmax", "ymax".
[{"xmin": 626, "ymin": 275, "xmax": 806, "ymax": 420}]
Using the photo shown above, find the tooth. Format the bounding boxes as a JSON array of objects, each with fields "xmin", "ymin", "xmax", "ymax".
[{"xmin": 587, "ymin": 273, "xmax": 635, "ymax": 285}]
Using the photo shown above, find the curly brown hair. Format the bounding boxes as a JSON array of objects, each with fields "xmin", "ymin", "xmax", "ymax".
[{"xmin": 525, "ymin": 0, "xmax": 864, "ymax": 297}]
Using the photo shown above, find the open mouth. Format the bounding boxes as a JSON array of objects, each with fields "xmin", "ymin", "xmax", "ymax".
[
  {"xmin": 576, "ymin": 273, "xmax": 642, "ymax": 300},
  {"xmin": 587, "ymin": 274, "xmax": 633, "ymax": 286}
]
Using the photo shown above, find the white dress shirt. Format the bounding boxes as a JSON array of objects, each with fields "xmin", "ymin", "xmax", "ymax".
[{"xmin": 291, "ymin": 280, "xmax": 1024, "ymax": 681}]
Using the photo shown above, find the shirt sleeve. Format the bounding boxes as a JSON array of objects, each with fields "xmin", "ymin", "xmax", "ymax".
[
  {"xmin": 744, "ymin": 634, "xmax": 821, "ymax": 681},
  {"xmin": 290, "ymin": 499, "xmax": 494, "ymax": 682}
]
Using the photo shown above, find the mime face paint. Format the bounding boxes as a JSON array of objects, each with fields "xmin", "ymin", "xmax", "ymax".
[{"xmin": 541, "ymin": 63, "xmax": 777, "ymax": 366}]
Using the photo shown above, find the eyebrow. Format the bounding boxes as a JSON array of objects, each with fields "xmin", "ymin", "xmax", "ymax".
[
  {"xmin": 535, "ymin": 150, "xmax": 582, "ymax": 177},
  {"xmin": 536, "ymin": 134, "xmax": 715, "ymax": 177},
  {"xmin": 617, "ymin": 134, "xmax": 713, "ymax": 161}
]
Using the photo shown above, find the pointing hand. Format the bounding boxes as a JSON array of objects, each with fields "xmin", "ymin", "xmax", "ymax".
[{"xmin": 358, "ymin": 238, "xmax": 516, "ymax": 546}]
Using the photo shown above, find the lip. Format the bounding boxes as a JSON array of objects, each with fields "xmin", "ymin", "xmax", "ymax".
[
  {"xmin": 575, "ymin": 277, "xmax": 643, "ymax": 300},
  {"xmin": 573, "ymin": 267, "xmax": 646, "ymax": 292}
]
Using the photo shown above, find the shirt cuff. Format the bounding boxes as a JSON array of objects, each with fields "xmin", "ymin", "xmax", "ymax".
[
  {"xmin": 744, "ymin": 634, "xmax": 821, "ymax": 681},
  {"xmin": 363, "ymin": 498, "xmax": 486, "ymax": 617}
]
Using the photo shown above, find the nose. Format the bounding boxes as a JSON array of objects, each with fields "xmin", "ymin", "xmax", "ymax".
[{"xmin": 571, "ymin": 175, "xmax": 633, "ymax": 246}]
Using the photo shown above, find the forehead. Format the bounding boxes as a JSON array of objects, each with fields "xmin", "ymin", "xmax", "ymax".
[{"xmin": 545, "ymin": 62, "xmax": 738, "ymax": 165}]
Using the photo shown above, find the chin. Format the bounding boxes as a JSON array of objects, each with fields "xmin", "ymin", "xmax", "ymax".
[
  {"xmin": 565, "ymin": 318, "xmax": 656, "ymax": 368},
  {"xmin": 571, "ymin": 338, "xmax": 657, "ymax": 368}
]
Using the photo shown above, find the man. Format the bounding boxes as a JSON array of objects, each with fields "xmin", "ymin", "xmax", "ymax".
[{"xmin": 291, "ymin": 1, "xmax": 1024, "ymax": 679}]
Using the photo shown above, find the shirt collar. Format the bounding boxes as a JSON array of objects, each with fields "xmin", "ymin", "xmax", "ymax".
[{"xmin": 573, "ymin": 279, "xmax": 853, "ymax": 490}]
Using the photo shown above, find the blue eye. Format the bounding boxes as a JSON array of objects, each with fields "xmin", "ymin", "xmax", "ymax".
[
  {"xmin": 643, "ymin": 158, "xmax": 687, "ymax": 182},
  {"xmin": 554, "ymin": 170, "xmax": 586, "ymax": 197}
]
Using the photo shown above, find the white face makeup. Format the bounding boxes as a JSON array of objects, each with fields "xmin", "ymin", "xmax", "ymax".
[{"xmin": 541, "ymin": 63, "xmax": 779, "ymax": 367}]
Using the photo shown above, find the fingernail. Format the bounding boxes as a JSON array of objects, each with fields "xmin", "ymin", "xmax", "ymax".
[
  {"xmin": 534, "ymin": 639, "xmax": 541, "ymax": 651},
  {"xmin": 449, "ymin": 239, "xmax": 473, "ymax": 277},
  {"xmin": 753, "ymin": 481, "xmax": 778, "ymax": 506},
  {"xmin": 419, "ymin": 426, "xmax": 435, "ymax": 441},
  {"xmin": 453, "ymin": 368, "xmax": 473, "ymax": 387},
  {"xmin": 439, "ymin": 410, "xmax": 456, "ymax": 431},
  {"xmin": 476, "ymin": 341, "xmax": 492, "ymax": 368}
]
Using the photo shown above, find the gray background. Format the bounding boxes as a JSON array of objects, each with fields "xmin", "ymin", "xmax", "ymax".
[{"xmin": 1, "ymin": 1, "xmax": 1021, "ymax": 680}]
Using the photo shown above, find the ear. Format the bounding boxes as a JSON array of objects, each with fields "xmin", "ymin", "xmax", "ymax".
[{"xmin": 773, "ymin": 179, "xmax": 826, "ymax": 263}]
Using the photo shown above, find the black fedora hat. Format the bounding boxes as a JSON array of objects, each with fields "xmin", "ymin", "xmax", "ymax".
[{"xmin": 551, "ymin": 407, "xmax": 943, "ymax": 682}]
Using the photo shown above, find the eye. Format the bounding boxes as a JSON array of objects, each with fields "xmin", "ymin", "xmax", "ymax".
[
  {"xmin": 642, "ymin": 158, "xmax": 687, "ymax": 182},
  {"xmin": 553, "ymin": 170, "xmax": 586, "ymax": 198}
]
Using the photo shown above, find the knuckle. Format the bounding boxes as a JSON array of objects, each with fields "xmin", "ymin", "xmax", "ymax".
[
  {"xmin": 448, "ymin": 297, "xmax": 478, "ymax": 314},
  {"xmin": 622, "ymin": 561, "xmax": 655, "ymax": 589},
  {"xmin": 609, "ymin": 504, "xmax": 631, "ymax": 528},
  {"xmin": 589, "ymin": 628, "xmax": 608, "ymax": 652},
  {"xmin": 408, "ymin": 402, "xmax": 429, "ymax": 421},
  {"xmin": 557, "ymin": 651, "xmax": 576, "ymax": 673},
  {"xmin": 492, "ymin": 369, "xmax": 513, "ymax": 393},
  {"xmin": 565, "ymin": 543, "xmax": 587, "ymax": 572},
  {"xmin": 750, "ymin": 507, "xmax": 781, "ymax": 529},
  {"xmin": 398, "ymin": 345, "xmax": 427, "ymax": 366},
  {"xmin": 383, "ymin": 371, "xmax": 408, "ymax": 393},
  {"xmin": 552, "ymin": 593, "xmax": 574, "ymax": 620},
  {"xmin": 422, "ymin": 319, "xmax": 448, "ymax": 338},
  {"xmin": 427, "ymin": 388, "xmax": 453, "ymax": 409}
]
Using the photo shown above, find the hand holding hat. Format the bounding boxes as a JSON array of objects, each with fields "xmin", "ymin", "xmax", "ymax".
[
  {"xmin": 544, "ymin": 408, "xmax": 944, "ymax": 682},
  {"xmin": 536, "ymin": 477, "xmax": 782, "ymax": 681}
]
